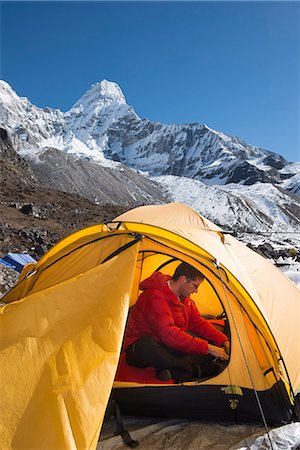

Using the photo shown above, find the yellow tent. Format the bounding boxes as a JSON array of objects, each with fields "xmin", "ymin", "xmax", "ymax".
[{"xmin": 1, "ymin": 203, "xmax": 299, "ymax": 449}]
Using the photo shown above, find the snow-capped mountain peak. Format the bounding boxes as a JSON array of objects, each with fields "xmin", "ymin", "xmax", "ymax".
[
  {"xmin": 0, "ymin": 80, "xmax": 32, "ymax": 113},
  {"xmin": 0, "ymin": 80, "xmax": 18, "ymax": 101},
  {"xmin": 63, "ymin": 80, "xmax": 138, "ymax": 163},
  {"xmin": 0, "ymin": 79, "xmax": 138, "ymax": 164},
  {"xmin": 71, "ymin": 79, "xmax": 126, "ymax": 111}
]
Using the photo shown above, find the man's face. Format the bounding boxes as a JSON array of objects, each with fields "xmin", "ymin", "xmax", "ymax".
[{"xmin": 179, "ymin": 275, "xmax": 203, "ymax": 298}]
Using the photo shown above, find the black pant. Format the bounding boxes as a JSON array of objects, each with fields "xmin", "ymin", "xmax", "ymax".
[{"xmin": 125, "ymin": 335, "xmax": 214, "ymax": 382}]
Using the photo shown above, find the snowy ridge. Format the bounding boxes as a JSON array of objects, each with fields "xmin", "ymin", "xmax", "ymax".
[
  {"xmin": 107, "ymin": 118, "xmax": 292, "ymax": 188},
  {"xmin": 280, "ymin": 162, "xmax": 300, "ymax": 196}
]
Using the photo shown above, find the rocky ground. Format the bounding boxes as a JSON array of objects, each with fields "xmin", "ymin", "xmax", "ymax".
[
  {"xmin": 0, "ymin": 185, "xmax": 128, "ymax": 298},
  {"xmin": 0, "ymin": 189, "xmax": 127, "ymax": 257}
]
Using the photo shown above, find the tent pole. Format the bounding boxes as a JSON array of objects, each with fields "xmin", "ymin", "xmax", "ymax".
[{"xmin": 216, "ymin": 262, "xmax": 275, "ymax": 450}]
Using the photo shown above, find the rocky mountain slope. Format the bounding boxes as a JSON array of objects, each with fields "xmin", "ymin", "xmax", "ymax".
[
  {"xmin": 156, "ymin": 175, "xmax": 300, "ymax": 232},
  {"xmin": 0, "ymin": 128, "xmax": 127, "ymax": 259},
  {"xmin": 29, "ymin": 147, "xmax": 169, "ymax": 206},
  {"xmin": 156, "ymin": 175, "xmax": 300, "ymax": 257},
  {"xmin": 0, "ymin": 127, "xmax": 42, "ymax": 192}
]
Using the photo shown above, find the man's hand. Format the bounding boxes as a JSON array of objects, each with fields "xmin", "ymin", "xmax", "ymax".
[
  {"xmin": 223, "ymin": 340, "xmax": 230, "ymax": 355},
  {"xmin": 208, "ymin": 344, "xmax": 229, "ymax": 361}
]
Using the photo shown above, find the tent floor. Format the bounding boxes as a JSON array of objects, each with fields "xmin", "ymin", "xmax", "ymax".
[{"xmin": 115, "ymin": 352, "xmax": 173, "ymax": 384}]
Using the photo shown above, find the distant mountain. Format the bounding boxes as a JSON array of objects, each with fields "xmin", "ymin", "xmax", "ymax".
[
  {"xmin": 0, "ymin": 79, "xmax": 299, "ymax": 244},
  {"xmin": 0, "ymin": 80, "xmax": 169, "ymax": 206},
  {"xmin": 0, "ymin": 79, "xmax": 298, "ymax": 190}
]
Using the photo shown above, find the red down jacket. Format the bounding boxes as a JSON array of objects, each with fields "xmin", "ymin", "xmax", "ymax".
[{"xmin": 124, "ymin": 271, "xmax": 228, "ymax": 355}]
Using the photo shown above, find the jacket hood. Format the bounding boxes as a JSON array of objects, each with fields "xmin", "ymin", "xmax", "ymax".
[
  {"xmin": 139, "ymin": 271, "xmax": 189, "ymax": 305},
  {"xmin": 139, "ymin": 271, "xmax": 171, "ymax": 292}
]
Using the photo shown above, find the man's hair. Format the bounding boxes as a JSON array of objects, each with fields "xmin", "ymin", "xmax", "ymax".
[{"xmin": 172, "ymin": 262, "xmax": 204, "ymax": 281}]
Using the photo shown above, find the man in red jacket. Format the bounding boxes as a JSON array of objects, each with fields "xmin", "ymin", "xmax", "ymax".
[{"xmin": 124, "ymin": 262, "xmax": 230, "ymax": 382}]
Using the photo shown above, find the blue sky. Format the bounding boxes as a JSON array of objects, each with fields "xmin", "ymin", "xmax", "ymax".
[{"xmin": 0, "ymin": 1, "xmax": 299, "ymax": 161}]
